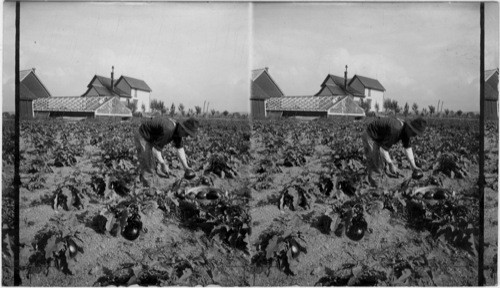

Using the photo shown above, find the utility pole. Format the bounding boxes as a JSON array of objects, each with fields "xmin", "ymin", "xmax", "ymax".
[
  {"xmin": 478, "ymin": 2, "xmax": 485, "ymax": 286},
  {"xmin": 14, "ymin": 2, "xmax": 21, "ymax": 285}
]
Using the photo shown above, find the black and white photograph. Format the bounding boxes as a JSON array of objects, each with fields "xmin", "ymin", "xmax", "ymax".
[
  {"xmin": 3, "ymin": 2, "xmax": 252, "ymax": 286},
  {"xmin": 2, "ymin": 1, "xmax": 499, "ymax": 287}
]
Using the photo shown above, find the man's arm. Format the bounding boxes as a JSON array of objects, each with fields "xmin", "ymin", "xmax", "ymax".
[
  {"xmin": 404, "ymin": 147, "xmax": 421, "ymax": 171},
  {"xmin": 379, "ymin": 147, "xmax": 399, "ymax": 174},
  {"xmin": 176, "ymin": 148, "xmax": 191, "ymax": 170},
  {"xmin": 152, "ymin": 147, "xmax": 169, "ymax": 173}
]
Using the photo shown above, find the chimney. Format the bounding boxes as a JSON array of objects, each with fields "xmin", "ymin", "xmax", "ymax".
[
  {"xmin": 110, "ymin": 66, "xmax": 114, "ymax": 92},
  {"xmin": 265, "ymin": 67, "xmax": 269, "ymax": 72},
  {"xmin": 344, "ymin": 65, "xmax": 348, "ymax": 90},
  {"xmin": 32, "ymin": 68, "xmax": 36, "ymax": 74}
]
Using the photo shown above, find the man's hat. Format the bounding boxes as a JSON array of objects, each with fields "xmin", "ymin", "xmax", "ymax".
[
  {"xmin": 407, "ymin": 117, "xmax": 427, "ymax": 135},
  {"xmin": 179, "ymin": 118, "xmax": 200, "ymax": 137}
]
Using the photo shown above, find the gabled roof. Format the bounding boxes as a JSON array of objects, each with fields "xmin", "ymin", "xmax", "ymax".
[
  {"xmin": 317, "ymin": 74, "xmax": 364, "ymax": 97},
  {"xmin": 251, "ymin": 68, "xmax": 285, "ymax": 99},
  {"xmin": 251, "ymin": 82, "xmax": 269, "ymax": 100},
  {"xmin": 117, "ymin": 75, "xmax": 152, "ymax": 92},
  {"xmin": 34, "ymin": 96, "xmax": 115, "ymax": 112},
  {"xmin": 20, "ymin": 83, "xmax": 38, "ymax": 100},
  {"xmin": 486, "ymin": 68, "xmax": 498, "ymax": 81},
  {"xmin": 91, "ymin": 75, "xmax": 113, "ymax": 88},
  {"xmin": 252, "ymin": 68, "xmax": 267, "ymax": 81},
  {"xmin": 266, "ymin": 96, "xmax": 341, "ymax": 112},
  {"xmin": 327, "ymin": 84, "xmax": 365, "ymax": 97},
  {"xmin": 84, "ymin": 75, "xmax": 129, "ymax": 97},
  {"xmin": 485, "ymin": 68, "xmax": 499, "ymax": 101},
  {"xmin": 350, "ymin": 75, "xmax": 385, "ymax": 91},
  {"xmin": 320, "ymin": 74, "xmax": 350, "ymax": 88},
  {"xmin": 20, "ymin": 69, "xmax": 33, "ymax": 81},
  {"xmin": 20, "ymin": 68, "xmax": 52, "ymax": 99}
]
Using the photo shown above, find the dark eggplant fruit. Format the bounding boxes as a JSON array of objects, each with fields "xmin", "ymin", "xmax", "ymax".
[
  {"xmin": 206, "ymin": 189, "xmax": 222, "ymax": 200},
  {"xmin": 337, "ymin": 180, "xmax": 356, "ymax": 196},
  {"xmin": 432, "ymin": 189, "xmax": 447, "ymax": 200},
  {"xmin": 67, "ymin": 238, "xmax": 78, "ymax": 257},
  {"xmin": 345, "ymin": 216, "xmax": 367, "ymax": 241},
  {"xmin": 200, "ymin": 176, "xmax": 212, "ymax": 186},
  {"xmin": 110, "ymin": 180, "xmax": 130, "ymax": 196},
  {"xmin": 184, "ymin": 169, "xmax": 196, "ymax": 180},
  {"xmin": 412, "ymin": 170, "xmax": 424, "ymax": 180},
  {"xmin": 122, "ymin": 217, "xmax": 143, "ymax": 241}
]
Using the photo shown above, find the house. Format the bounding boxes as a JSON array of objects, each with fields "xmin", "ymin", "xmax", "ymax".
[
  {"xmin": 315, "ymin": 66, "xmax": 385, "ymax": 112},
  {"xmin": 348, "ymin": 75, "xmax": 385, "ymax": 112},
  {"xmin": 33, "ymin": 96, "xmax": 132, "ymax": 119},
  {"xmin": 485, "ymin": 68, "xmax": 498, "ymax": 120},
  {"xmin": 266, "ymin": 95, "xmax": 365, "ymax": 118},
  {"xmin": 114, "ymin": 75, "xmax": 152, "ymax": 113},
  {"xmin": 251, "ymin": 67, "xmax": 284, "ymax": 118},
  {"xmin": 82, "ymin": 67, "xmax": 152, "ymax": 112},
  {"xmin": 19, "ymin": 68, "xmax": 52, "ymax": 118}
]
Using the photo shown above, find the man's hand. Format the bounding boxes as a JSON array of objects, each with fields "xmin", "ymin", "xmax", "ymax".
[
  {"xmin": 388, "ymin": 162, "xmax": 399, "ymax": 174},
  {"xmin": 160, "ymin": 162, "xmax": 170, "ymax": 174},
  {"xmin": 157, "ymin": 162, "xmax": 171, "ymax": 177},
  {"xmin": 386, "ymin": 162, "xmax": 402, "ymax": 178}
]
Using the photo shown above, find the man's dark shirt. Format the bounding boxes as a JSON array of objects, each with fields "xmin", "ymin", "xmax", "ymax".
[
  {"xmin": 366, "ymin": 117, "xmax": 411, "ymax": 150},
  {"xmin": 139, "ymin": 117, "xmax": 183, "ymax": 150}
]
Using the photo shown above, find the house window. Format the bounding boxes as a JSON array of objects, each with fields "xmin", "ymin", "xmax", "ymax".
[
  {"xmin": 368, "ymin": 89, "xmax": 371, "ymax": 97},
  {"xmin": 134, "ymin": 90, "xmax": 138, "ymax": 98}
]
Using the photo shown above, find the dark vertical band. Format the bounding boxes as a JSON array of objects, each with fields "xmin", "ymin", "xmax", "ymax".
[
  {"xmin": 478, "ymin": 2, "xmax": 485, "ymax": 286},
  {"xmin": 13, "ymin": 1, "xmax": 21, "ymax": 286}
]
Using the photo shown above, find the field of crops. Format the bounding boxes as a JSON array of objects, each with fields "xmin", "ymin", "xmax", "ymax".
[{"xmin": 1, "ymin": 116, "xmax": 498, "ymax": 286}]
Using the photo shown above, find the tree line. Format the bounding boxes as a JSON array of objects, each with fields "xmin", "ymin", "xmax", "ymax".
[
  {"xmin": 126, "ymin": 99, "xmax": 247, "ymax": 119},
  {"xmin": 358, "ymin": 98, "xmax": 478, "ymax": 118}
]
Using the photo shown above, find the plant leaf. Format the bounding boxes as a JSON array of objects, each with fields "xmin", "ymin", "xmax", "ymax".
[
  {"xmin": 45, "ymin": 235, "xmax": 58, "ymax": 259},
  {"xmin": 266, "ymin": 236, "xmax": 278, "ymax": 259}
]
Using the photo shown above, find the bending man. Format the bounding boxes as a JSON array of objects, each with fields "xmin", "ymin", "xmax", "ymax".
[
  {"xmin": 362, "ymin": 116, "xmax": 427, "ymax": 187},
  {"xmin": 135, "ymin": 117, "xmax": 200, "ymax": 186}
]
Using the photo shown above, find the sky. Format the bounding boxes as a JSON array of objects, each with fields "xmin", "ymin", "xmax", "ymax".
[
  {"xmin": 3, "ymin": 2, "xmax": 251, "ymax": 113},
  {"xmin": 2, "ymin": 2, "xmax": 499, "ymax": 113},
  {"xmin": 253, "ymin": 2, "xmax": 499, "ymax": 112}
]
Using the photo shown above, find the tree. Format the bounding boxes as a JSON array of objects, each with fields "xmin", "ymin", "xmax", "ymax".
[
  {"xmin": 178, "ymin": 103, "xmax": 185, "ymax": 116},
  {"xmin": 195, "ymin": 106, "xmax": 202, "ymax": 115},
  {"xmin": 412, "ymin": 103, "xmax": 418, "ymax": 115},
  {"xmin": 392, "ymin": 100, "xmax": 401, "ymax": 114},
  {"xmin": 150, "ymin": 99, "xmax": 166, "ymax": 114},
  {"xmin": 126, "ymin": 101, "xmax": 138, "ymax": 114},
  {"xmin": 222, "ymin": 110, "xmax": 229, "ymax": 117},
  {"xmin": 374, "ymin": 103, "xmax": 380, "ymax": 113},
  {"xmin": 359, "ymin": 100, "xmax": 371, "ymax": 113},
  {"xmin": 211, "ymin": 109, "xmax": 216, "ymax": 116},
  {"xmin": 187, "ymin": 108, "xmax": 194, "ymax": 117},
  {"xmin": 421, "ymin": 108, "xmax": 428, "ymax": 116},
  {"xmin": 383, "ymin": 98, "xmax": 401, "ymax": 114},
  {"xmin": 383, "ymin": 99, "xmax": 392, "ymax": 113},
  {"xmin": 170, "ymin": 103, "xmax": 176, "ymax": 116},
  {"xmin": 141, "ymin": 104, "xmax": 146, "ymax": 112},
  {"xmin": 456, "ymin": 110, "xmax": 463, "ymax": 117},
  {"xmin": 403, "ymin": 102, "xmax": 409, "ymax": 117},
  {"xmin": 444, "ymin": 109, "xmax": 450, "ymax": 116},
  {"xmin": 428, "ymin": 105, "xmax": 436, "ymax": 115}
]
